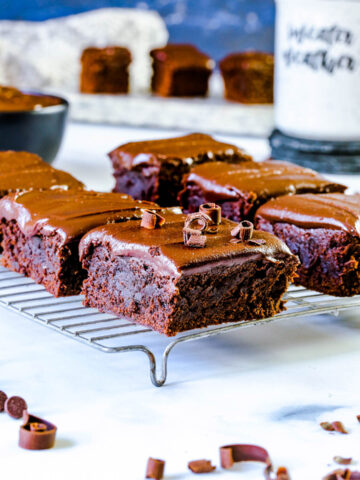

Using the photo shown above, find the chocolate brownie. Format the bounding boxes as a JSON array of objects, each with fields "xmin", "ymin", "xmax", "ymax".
[
  {"xmin": 0, "ymin": 151, "xmax": 83, "ymax": 197},
  {"xmin": 150, "ymin": 44, "xmax": 214, "ymax": 97},
  {"xmin": 219, "ymin": 52, "xmax": 274, "ymax": 104},
  {"xmin": 0, "ymin": 86, "xmax": 63, "ymax": 111},
  {"xmin": 80, "ymin": 47, "xmax": 131, "ymax": 94},
  {"xmin": 255, "ymin": 193, "xmax": 360, "ymax": 296},
  {"xmin": 79, "ymin": 210, "xmax": 299, "ymax": 336},
  {"xmin": 178, "ymin": 160, "xmax": 346, "ymax": 222},
  {"xmin": 109, "ymin": 133, "xmax": 251, "ymax": 207},
  {"xmin": 0, "ymin": 190, "xmax": 159, "ymax": 296}
]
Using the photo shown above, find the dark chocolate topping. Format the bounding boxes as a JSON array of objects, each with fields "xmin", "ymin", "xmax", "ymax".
[
  {"xmin": 0, "ymin": 86, "xmax": 63, "ymax": 112},
  {"xmin": 79, "ymin": 210, "xmax": 294, "ymax": 277},
  {"xmin": 184, "ymin": 160, "xmax": 346, "ymax": 203},
  {"xmin": 0, "ymin": 189, "xmax": 160, "ymax": 244},
  {"xmin": 150, "ymin": 44, "xmax": 214, "ymax": 70},
  {"xmin": 256, "ymin": 193, "xmax": 360, "ymax": 236},
  {"xmin": 0, "ymin": 151, "xmax": 83, "ymax": 194},
  {"xmin": 108, "ymin": 133, "xmax": 251, "ymax": 170}
]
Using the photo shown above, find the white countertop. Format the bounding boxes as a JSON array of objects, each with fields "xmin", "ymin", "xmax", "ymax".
[{"xmin": 1, "ymin": 123, "xmax": 360, "ymax": 480}]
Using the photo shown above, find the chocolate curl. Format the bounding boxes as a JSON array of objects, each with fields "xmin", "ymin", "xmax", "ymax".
[
  {"xmin": 19, "ymin": 412, "xmax": 57, "ymax": 450},
  {"xmin": 231, "ymin": 220, "xmax": 254, "ymax": 242},
  {"xmin": 188, "ymin": 459, "xmax": 216, "ymax": 474},
  {"xmin": 199, "ymin": 203, "xmax": 221, "ymax": 233},
  {"xmin": 183, "ymin": 227, "xmax": 206, "ymax": 248},
  {"xmin": 334, "ymin": 457, "xmax": 353, "ymax": 466},
  {"xmin": 277, "ymin": 466, "xmax": 291, "ymax": 480},
  {"xmin": 220, "ymin": 444, "xmax": 273, "ymax": 478},
  {"xmin": 184, "ymin": 212, "xmax": 211, "ymax": 232},
  {"xmin": 145, "ymin": 458, "xmax": 165, "ymax": 479},
  {"xmin": 323, "ymin": 469, "xmax": 360, "ymax": 480},
  {"xmin": 141, "ymin": 210, "xmax": 165, "ymax": 230},
  {"xmin": 0, "ymin": 390, "xmax": 7, "ymax": 412}
]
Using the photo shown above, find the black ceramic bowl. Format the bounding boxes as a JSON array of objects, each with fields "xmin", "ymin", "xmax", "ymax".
[{"xmin": 0, "ymin": 92, "xmax": 69, "ymax": 164}]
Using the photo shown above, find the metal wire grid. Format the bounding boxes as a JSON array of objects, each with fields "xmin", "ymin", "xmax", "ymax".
[{"xmin": 0, "ymin": 265, "xmax": 359, "ymax": 386}]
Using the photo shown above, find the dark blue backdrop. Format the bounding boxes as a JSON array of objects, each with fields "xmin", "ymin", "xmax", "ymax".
[{"xmin": 0, "ymin": 0, "xmax": 275, "ymax": 60}]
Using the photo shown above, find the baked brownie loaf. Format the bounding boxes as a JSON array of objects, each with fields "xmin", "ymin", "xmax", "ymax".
[
  {"xmin": 150, "ymin": 44, "xmax": 214, "ymax": 97},
  {"xmin": 178, "ymin": 160, "xmax": 346, "ymax": 222},
  {"xmin": 219, "ymin": 51, "xmax": 274, "ymax": 104},
  {"xmin": 255, "ymin": 193, "xmax": 360, "ymax": 297},
  {"xmin": 80, "ymin": 47, "xmax": 131, "ymax": 94},
  {"xmin": 109, "ymin": 133, "xmax": 251, "ymax": 207},
  {"xmin": 0, "ymin": 190, "xmax": 159, "ymax": 296},
  {"xmin": 79, "ymin": 210, "xmax": 299, "ymax": 336},
  {"xmin": 0, "ymin": 86, "xmax": 62, "ymax": 111}
]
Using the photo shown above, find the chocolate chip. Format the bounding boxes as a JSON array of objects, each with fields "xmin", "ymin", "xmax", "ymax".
[
  {"xmin": 219, "ymin": 444, "xmax": 272, "ymax": 477},
  {"xmin": 188, "ymin": 459, "xmax": 216, "ymax": 474},
  {"xmin": 19, "ymin": 412, "xmax": 57, "ymax": 450},
  {"xmin": 334, "ymin": 457, "xmax": 352, "ymax": 466},
  {"xmin": 0, "ymin": 391, "xmax": 8, "ymax": 412},
  {"xmin": 141, "ymin": 210, "xmax": 165, "ymax": 230},
  {"xmin": 183, "ymin": 227, "xmax": 206, "ymax": 248},
  {"xmin": 5, "ymin": 396, "xmax": 27, "ymax": 419},
  {"xmin": 199, "ymin": 203, "xmax": 221, "ymax": 233},
  {"xmin": 145, "ymin": 458, "xmax": 165, "ymax": 479},
  {"xmin": 231, "ymin": 220, "xmax": 254, "ymax": 242}
]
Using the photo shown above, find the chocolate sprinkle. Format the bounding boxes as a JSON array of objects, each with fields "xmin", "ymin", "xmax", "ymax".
[
  {"xmin": 231, "ymin": 220, "xmax": 254, "ymax": 242},
  {"xmin": 145, "ymin": 458, "xmax": 165, "ymax": 479},
  {"xmin": 5, "ymin": 396, "xmax": 27, "ymax": 419},
  {"xmin": 199, "ymin": 203, "xmax": 221, "ymax": 233},
  {"xmin": 334, "ymin": 457, "xmax": 353, "ymax": 466},
  {"xmin": 219, "ymin": 444, "xmax": 272, "ymax": 478},
  {"xmin": 188, "ymin": 459, "xmax": 216, "ymax": 474},
  {"xmin": 141, "ymin": 210, "xmax": 165, "ymax": 230},
  {"xmin": 0, "ymin": 390, "xmax": 7, "ymax": 412},
  {"xmin": 19, "ymin": 412, "xmax": 57, "ymax": 450},
  {"xmin": 183, "ymin": 227, "xmax": 206, "ymax": 248}
]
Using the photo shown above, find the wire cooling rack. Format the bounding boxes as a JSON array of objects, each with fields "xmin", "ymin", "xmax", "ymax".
[{"xmin": 0, "ymin": 265, "xmax": 359, "ymax": 387}]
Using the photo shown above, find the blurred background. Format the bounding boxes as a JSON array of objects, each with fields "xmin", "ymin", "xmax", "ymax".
[{"xmin": 0, "ymin": 0, "xmax": 275, "ymax": 60}]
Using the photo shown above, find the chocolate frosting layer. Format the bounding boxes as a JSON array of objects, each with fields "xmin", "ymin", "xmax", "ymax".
[
  {"xmin": 0, "ymin": 86, "xmax": 62, "ymax": 112},
  {"xmin": 150, "ymin": 44, "xmax": 214, "ymax": 70},
  {"xmin": 0, "ymin": 189, "xmax": 160, "ymax": 244},
  {"xmin": 0, "ymin": 151, "xmax": 83, "ymax": 194},
  {"xmin": 256, "ymin": 193, "xmax": 360, "ymax": 236},
  {"xmin": 79, "ymin": 211, "xmax": 295, "ymax": 277},
  {"xmin": 108, "ymin": 133, "xmax": 251, "ymax": 171},
  {"xmin": 183, "ymin": 160, "xmax": 346, "ymax": 203}
]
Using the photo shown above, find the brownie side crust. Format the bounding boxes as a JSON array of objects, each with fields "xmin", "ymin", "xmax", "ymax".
[
  {"xmin": 109, "ymin": 133, "xmax": 252, "ymax": 207},
  {"xmin": 255, "ymin": 194, "xmax": 360, "ymax": 296},
  {"xmin": 178, "ymin": 160, "xmax": 346, "ymax": 222},
  {"xmin": 79, "ymin": 213, "xmax": 299, "ymax": 336}
]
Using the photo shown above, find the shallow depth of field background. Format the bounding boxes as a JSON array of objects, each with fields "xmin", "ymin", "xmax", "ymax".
[{"xmin": 0, "ymin": 0, "xmax": 275, "ymax": 60}]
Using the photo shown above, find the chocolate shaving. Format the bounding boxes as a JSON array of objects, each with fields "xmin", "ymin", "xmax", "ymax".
[
  {"xmin": 334, "ymin": 457, "xmax": 353, "ymax": 466},
  {"xmin": 231, "ymin": 220, "xmax": 254, "ymax": 242},
  {"xmin": 219, "ymin": 444, "xmax": 272, "ymax": 478},
  {"xmin": 5, "ymin": 396, "xmax": 27, "ymax": 419},
  {"xmin": 141, "ymin": 210, "xmax": 165, "ymax": 230},
  {"xmin": 188, "ymin": 459, "xmax": 216, "ymax": 474},
  {"xmin": 184, "ymin": 212, "xmax": 211, "ymax": 232},
  {"xmin": 183, "ymin": 227, "xmax": 206, "ymax": 248},
  {"xmin": 277, "ymin": 466, "xmax": 291, "ymax": 480},
  {"xmin": 145, "ymin": 457, "xmax": 165, "ymax": 479},
  {"xmin": 199, "ymin": 203, "xmax": 221, "ymax": 233},
  {"xmin": 248, "ymin": 238, "xmax": 266, "ymax": 246},
  {"xmin": 323, "ymin": 469, "xmax": 360, "ymax": 480},
  {"xmin": 19, "ymin": 412, "xmax": 57, "ymax": 450},
  {"xmin": 0, "ymin": 390, "xmax": 7, "ymax": 412}
]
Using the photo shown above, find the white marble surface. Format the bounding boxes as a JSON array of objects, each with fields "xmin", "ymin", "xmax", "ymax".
[{"xmin": 1, "ymin": 123, "xmax": 360, "ymax": 480}]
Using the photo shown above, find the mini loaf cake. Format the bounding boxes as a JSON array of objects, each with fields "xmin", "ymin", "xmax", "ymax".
[
  {"xmin": 79, "ymin": 209, "xmax": 299, "ymax": 336},
  {"xmin": 109, "ymin": 133, "xmax": 251, "ymax": 207},
  {"xmin": 219, "ymin": 52, "xmax": 274, "ymax": 104},
  {"xmin": 0, "ymin": 190, "xmax": 160, "ymax": 296},
  {"xmin": 150, "ymin": 44, "xmax": 215, "ymax": 97},
  {"xmin": 80, "ymin": 46, "xmax": 132, "ymax": 94},
  {"xmin": 178, "ymin": 160, "xmax": 346, "ymax": 222},
  {"xmin": 0, "ymin": 151, "xmax": 83, "ymax": 198},
  {"xmin": 255, "ymin": 193, "xmax": 360, "ymax": 297},
  {"xmin": 0, "ymin": 86, "xmax": 62, "ymax": 111}
]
